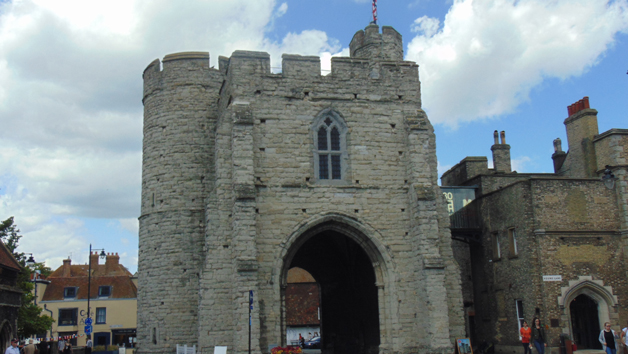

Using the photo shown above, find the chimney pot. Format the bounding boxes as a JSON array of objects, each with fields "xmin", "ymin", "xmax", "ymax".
[
  {"xmin": 583, "ymin": 96, "xmax": 590, "ymax": 109},
  {"xmin": 500, "ymin": 131, "xmax": 506, "ymax": 145},
  {"xmin": 493, "ymin": 130, "xmax": 499, "ymax": 144}
]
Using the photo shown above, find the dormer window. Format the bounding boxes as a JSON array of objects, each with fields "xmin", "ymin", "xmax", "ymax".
[
  {"xmin": 98, "ymin": 286, "xmax": 112, "ymax": 298},
  {"xmin": 312, "ymin": 109, "xmax": 348, "ymax": 182},
  {"xmin": 64, "ymin": 287, "xmax": 77, "ymax": 299}
]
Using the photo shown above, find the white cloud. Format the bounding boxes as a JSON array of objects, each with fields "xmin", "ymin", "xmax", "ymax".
[
  {"xmin": 118, "ymin": 218, "xmax": 139, "ymax": 235},
  {"xmin": 511, "ymin": 156, "xmax": 532, "ymax": 173},
  {"xmin": 276, "ymin": 2, "xmax": 288, "ymax": 18},
  {"xmin": 411, "ymin": 16, "xmax": 440, "ymax": 37},
  {"xmin": 438, "ymin": 161, "xmax": 453, "ymax": 180},
  {"xmin": 0, "ymin": 0, "xmax": 343, "ymax": 271},
  {"xmin": 406, "ymin": 0, "xmax": 628, "ymax": 127}
]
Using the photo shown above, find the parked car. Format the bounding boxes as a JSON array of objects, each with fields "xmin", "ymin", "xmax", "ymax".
[{"xmin": 303, "ymin": 337, "xmax": 321, "ymax": 349}]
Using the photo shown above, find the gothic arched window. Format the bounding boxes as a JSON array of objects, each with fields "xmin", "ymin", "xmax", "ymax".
[{"xmin": 313, "ymin": 110, "xmax": 347, "ymax": 182}]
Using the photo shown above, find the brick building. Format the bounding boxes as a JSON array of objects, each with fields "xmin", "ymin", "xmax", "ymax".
[
  {"xmin": 0, "ymin": 240, "xmax": 22, "ymax": 354},
  {"xmin": 285, "ymin": 267, "xmax": 320, "ymax": 345},
  {"xmin": 138, "ymin": 24, "xmax": 464, "ymax": 354},
  {"xmin": 38, "ymin": 253, "xmax": 137, "ymax": 348},
  {"xmin": 442, "ymin": 97, "xmax": 628, "ymax": 352}
]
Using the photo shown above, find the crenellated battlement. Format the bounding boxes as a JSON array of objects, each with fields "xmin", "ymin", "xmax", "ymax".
[
  {"xmin": 350, "ymin": 24, "xmax": 403, "ymax": 61},
  {"xmin": 282, "ymin": 54, "xmax": 320, "ymax": 78}
]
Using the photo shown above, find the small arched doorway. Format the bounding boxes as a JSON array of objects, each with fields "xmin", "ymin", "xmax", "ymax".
[
  {"xmin": 1, "ymin": 320, "xmax": 12, "ymax": 354},
  {"xmin": 284, "ymin": 228, "xmax": 381, "ymax": 354},
  {"xmin": 570, "ymin": 294, "xmax": 601, "ymax": 349}
]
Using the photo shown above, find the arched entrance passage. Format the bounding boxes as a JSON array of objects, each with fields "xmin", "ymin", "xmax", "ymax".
[
  {"xmin": 570, "ymin": 294, "xmax": 600, "ymax": 349},
  {"xmin": 559, "ymin": 277, "xmax": 618, "ymax": 350},
  {"xmin": 279, "ymin": 214, "xmax": 393, "ymax": 354}
]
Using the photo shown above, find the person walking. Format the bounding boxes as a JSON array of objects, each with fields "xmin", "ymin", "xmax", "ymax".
[
  {"xmin": 23, "ymin": 340, "xmax": 35, "ymax": 354},
  {"xmin": 530, "ymin": 318, "xmax": 547, "ymax": 354},
  {"xmin": 85, "ymin": 337, "xmax": 92, "ymax": 354},
  {"xmin": 57, "ymin": 339, "xmax": 65, "ymax": 354},
  {"xmin": 600, "ymin": 322, "xmax": 619, "ymax": 354},
  {"xmin": 5, "ymin": 339, "xmax": 20, "ymax": 354},
  {"xmin": 520, "ymin": 321, "xmax": 532, "ymax": 354},
  {"xmin": 620, "ymin": 320, "xmax": 628, "ymax": 354}
]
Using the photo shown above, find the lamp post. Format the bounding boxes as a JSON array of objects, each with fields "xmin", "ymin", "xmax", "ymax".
[
  {"xmin": 24, "ymin": 253, "xmax": 45, "ymax": 305},
  {"xmin": 87, "ymin": 245, "xmax": 106, "ymax": 325}
]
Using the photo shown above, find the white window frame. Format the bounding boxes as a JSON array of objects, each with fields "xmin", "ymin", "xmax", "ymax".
[{"xmin": 516, "ymin": 299, "xmax": 524, "ymax": 339}]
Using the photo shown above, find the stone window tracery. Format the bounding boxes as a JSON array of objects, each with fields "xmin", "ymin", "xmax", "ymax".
[{"xmin": 312, "ymin": 110, "xmax": 348, "ymax": 182}]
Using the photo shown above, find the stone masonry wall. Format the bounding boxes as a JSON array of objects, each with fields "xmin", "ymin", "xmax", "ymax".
[
  {"xmin": 139, "ymin": 53, "xmax": 222, "ymax": 354},
  {"xmin": 139, "ymin": 25, "xmax": 464, "ymax": 354}
]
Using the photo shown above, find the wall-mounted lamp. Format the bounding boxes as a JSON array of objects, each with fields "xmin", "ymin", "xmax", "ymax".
[{"xmin": 602, "ymin": 165, "xmax": 616, "ymax": 190}]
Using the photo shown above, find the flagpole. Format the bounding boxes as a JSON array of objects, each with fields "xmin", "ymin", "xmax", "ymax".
[{"xmin": 372, "ymin": 0, "xmax": 378, "ymax": 24}]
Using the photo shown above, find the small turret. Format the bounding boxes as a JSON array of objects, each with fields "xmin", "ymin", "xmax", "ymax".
[{"xmin": 350, "ymin": 24, "xmax": 403, "ymax": 61}]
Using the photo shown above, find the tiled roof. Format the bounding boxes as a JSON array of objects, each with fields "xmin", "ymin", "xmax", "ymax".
[
  {"xmin": 42, "ymin": 275, "xmax": 137, "ymax": 301},
  {"xmin": 42, "ymin": 255, "xmax": 136, "ymax": 301},
  {"xmin": 0, "ymin": 239, "xmax": 22, "ymax": 272}
]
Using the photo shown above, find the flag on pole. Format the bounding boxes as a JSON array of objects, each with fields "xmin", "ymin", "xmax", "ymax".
[{"xmin": 372, "ymin": 0, "xmax": 378, "ymax": 24}]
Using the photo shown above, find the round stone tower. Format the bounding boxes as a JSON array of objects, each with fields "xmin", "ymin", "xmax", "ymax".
[{"xmin": 138, "ymin": 52, "xmax": 222, "ymax": 354}]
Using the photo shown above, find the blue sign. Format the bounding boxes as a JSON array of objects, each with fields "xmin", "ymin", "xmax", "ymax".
[
  {"xmin": 85, "ymin": 325, "xmax": 92, "ymax": 335},
  {"xmin": 85, "ymin": 318, "xmax": 93, "ymax": 325}
]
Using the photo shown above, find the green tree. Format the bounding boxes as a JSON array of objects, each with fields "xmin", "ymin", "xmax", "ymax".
[{"xmin": 0, "ymin": 216, "xmax": 55, "ymax": 337}]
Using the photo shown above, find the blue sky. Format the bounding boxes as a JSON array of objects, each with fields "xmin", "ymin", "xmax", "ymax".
[{"xmin": 0, "ymin": 0, "xmax": 626, "ymax": 273}]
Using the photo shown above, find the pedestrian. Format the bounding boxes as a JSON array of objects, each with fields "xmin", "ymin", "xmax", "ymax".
[
  {"xmin": 85, "ymin": 336, "xmax": 92, "ymax": 354},
  {"xmin": 530, "ymin": 317, "xmax": 547, "ymax": 354},
  {"xmin": 620, "ymin": 320, "xmax": 628, "ymax": 354},
  {"xmin": 298, "ymin": 333, "xmax": 304, "ymax": 348},
  {"xmin": 23, "ymin": 340, "xmax": 35, "ymax": 354},
  {"xmin": 5, "ymin": 339, "xmax": 20, "ymax": 354},
  {"xmin": 37, "ymin": 339, "xmax": 48, "ymax": 354},
  {"xmin": 57, "ymin": 339, "xmax": 65, "ymax": 354},
  {"xmin": 62, "ymin": 341, "xmax": 71, "ymax": 354},
  {"xmin": 520, "ymin": 320, "xmax": 531, "ymax": 354},
  {"xmin": 599, "ymin": 322, "xmax": 619, "ymax": 354}
]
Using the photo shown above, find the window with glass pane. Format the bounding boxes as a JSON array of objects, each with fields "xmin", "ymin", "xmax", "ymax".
[
  {"xmin": 59, "ymin": 308, "xmax": 78, "ymax": 326},
  {"xmin": 64, "ymin": 287, "xmax": 77, "ymax": 298},
  {"xmin": 98, "ymin": 286, "xmax": 111, "ymax": 297},
  {"xmin": 314, "ymin": 112, "xmax": 346, "ymax": 181},
  {"xmin": 96, "ymin": 307, "xmax": 106, "ymax": 324}
]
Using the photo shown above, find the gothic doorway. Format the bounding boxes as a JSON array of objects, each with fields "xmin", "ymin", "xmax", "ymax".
[
  {"xmin": 286, "ymin": 229, "xmax": 380, "ymax": 354},
  {"xmin": 570, "ymin": 294, "xmax": 601, "ymax": 349}
]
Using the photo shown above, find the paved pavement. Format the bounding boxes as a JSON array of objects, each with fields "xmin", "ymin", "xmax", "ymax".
[{"xmin": 573, "ymin": 350, "xmax": 605, "ymax": 354}]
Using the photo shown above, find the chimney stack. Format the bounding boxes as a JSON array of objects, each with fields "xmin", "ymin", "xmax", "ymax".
[
  {"xmin": 62, "ymin": 258, "xmax": 71, "ymax": 277},
  {"xmin": 105, "ymin": 253, "xmax": 120, "ymax": 274},
  {"xmin": 564, "ymin": 96, "xmax": 598, "ymax": 177},
  {"xmin": 491, "ymin": 130, "xmax": 512, "ymax": 173},
  {"xmin": 552, "ymin": 138, "xmax": 567, "ymax": 173}
]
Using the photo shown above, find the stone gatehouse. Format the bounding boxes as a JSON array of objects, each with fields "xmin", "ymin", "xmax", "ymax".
[{"xmin": 137, "ymin": 24, "xmax": 464, "ymax": 354}]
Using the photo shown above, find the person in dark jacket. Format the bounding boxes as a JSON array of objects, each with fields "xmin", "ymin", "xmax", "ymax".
[{"xmin": 530, "ymin": 317, "xmax": 547, "ymax": 354}]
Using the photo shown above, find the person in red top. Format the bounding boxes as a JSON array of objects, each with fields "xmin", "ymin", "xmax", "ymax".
[{"xmin": 520, "ymin": 320, "xmax": 532, "ymax": 354}]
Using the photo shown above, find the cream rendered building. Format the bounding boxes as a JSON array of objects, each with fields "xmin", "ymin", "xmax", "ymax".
[{"xmin": 36, "ymin": 253, "xmax": 137, "ymax": 348}]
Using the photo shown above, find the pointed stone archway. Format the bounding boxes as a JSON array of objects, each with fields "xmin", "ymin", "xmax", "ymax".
[
  {"xmin": 558, "ymin": 276, "xmax": 618, "ymax": 348},
  {"xmin": 275, "ymin": 212, "xmax": 398, "ymax": 354}
]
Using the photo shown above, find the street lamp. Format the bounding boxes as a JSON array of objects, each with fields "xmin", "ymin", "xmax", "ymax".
[
  {"xmin": 87, "ymin": 245, "xmax": 106, "ymax": 325},
  {"xmin": 25, "ymin": 253, "xmax": 36, "ymax": 268}
]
